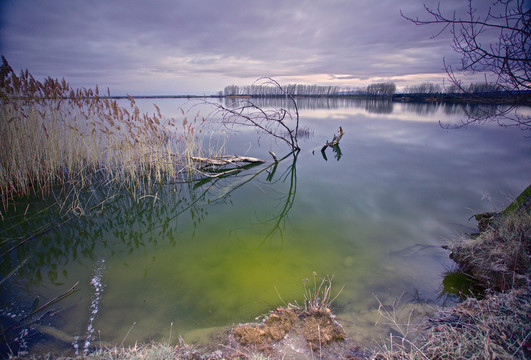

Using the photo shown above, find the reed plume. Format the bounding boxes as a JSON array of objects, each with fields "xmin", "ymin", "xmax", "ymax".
[{"xmin": 0, "ymin": 57, "xmax": 206, "ymax": 216}]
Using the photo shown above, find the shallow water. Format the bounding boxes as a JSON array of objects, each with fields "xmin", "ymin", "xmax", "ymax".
[{"xmin": 1, "ymin": 98, "xmax": 530, "ymax": 355}]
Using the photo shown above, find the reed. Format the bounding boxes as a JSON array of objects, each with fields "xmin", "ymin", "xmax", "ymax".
[
  {"xmin": 0, "ymin": 58, "xmax": 208, "ymax": 216},
  {"xmin": 302, "ymin": 272, "xmax": 344, "ymax": 313}
]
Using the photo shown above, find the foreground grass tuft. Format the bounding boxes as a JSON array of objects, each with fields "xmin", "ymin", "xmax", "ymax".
[
  {"xmin": 373, "ymin": 286, "xmax": 530, "ymax": 360},
  {"xmin": 37, "ymin": 341, "xmax": 268, "ymax": 360}
]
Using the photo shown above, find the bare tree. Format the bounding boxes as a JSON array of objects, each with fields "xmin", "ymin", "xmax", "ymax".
[
  {"xmin": 405, "ymin": 82, "xmax": 442, "ymax": 94},
  {"xmin": 402, "ymin": 0, "xmax": 530, "ymax": 129},
  {"xmin": 367, "ymin": 82, "xmax": 396, "ymax": 97},
  {"xmin": 215, "ymin": 78, "xmax": 301, "ymax": 152}
]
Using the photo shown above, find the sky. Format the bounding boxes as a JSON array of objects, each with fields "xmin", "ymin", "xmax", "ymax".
[{"xmin": 0, "ymin": 0, "xmax": 495, "ymax": 95}]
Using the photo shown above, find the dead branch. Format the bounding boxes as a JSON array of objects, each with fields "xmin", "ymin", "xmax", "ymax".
[{"xmin": 321, "ymin": 127, "xmax": 344, "ymax": 152}]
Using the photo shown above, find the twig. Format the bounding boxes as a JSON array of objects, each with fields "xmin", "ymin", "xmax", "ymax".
[{"xmin": 269, "ymin": 150, "xmax": 278, "ymax": 162}]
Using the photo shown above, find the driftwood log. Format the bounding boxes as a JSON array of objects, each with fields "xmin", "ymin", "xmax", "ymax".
[
  {"xmin": 191, "ymin": 155, "xmax": 266, "ymax": 180},
  {"xmin": 191, "ymin": 155, "xmax": 265, "ymax": 167}
]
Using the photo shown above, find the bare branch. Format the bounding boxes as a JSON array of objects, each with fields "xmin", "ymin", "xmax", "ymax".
[
  {"xmin": 207, "ymin": 78, "xmax": 301, "ymax": 151},
  {"xmin": 403, "ymin": 0, "xmax": 530, "ymax": 129}
]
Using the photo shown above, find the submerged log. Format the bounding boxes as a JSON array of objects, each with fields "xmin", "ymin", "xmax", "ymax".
[{"xmin": 321, "ymin": 127, "xmax": 344, "ymax": 152}]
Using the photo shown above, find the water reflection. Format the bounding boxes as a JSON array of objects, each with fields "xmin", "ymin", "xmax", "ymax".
[
  {"xmin": 0, "ymin": 146, "xmax": 303, "ymax": 354},
  {"xmin": 224, "ymin": 96, "xmax": 397, "ymax": 113},
  {"xmin": 1, "ymin": 167, "xmax": 272, "ymax": 285},
  {"xmin": 321, "ymin": 144, "xmax": 342, "ymax": 161},
  {"xmin": 364, "ymin": 99, "xmax": 393, "ymax": 114},
  {"xmin": 222, "ymin": 96, "xmax": 505, "ymax": 119}
]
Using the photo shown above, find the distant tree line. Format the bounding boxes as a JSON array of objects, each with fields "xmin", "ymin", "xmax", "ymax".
[
  {"xmin": 404, "ymin": 82, "xmax": 442, "ymax": 94},
  {"xmin": 221, "ymin": 81, "xmax": 515, "ymax": 99},
  {"xmin": 223, "ymin": 84, "xmax": 343, "ymax": 97},
  {"xmin": 366, "ymin": 82, "xmax": 396, "ymax": 97},
  {"xmin": 223, "ymin": 82, "xmax": 397, "ymax": 97}
]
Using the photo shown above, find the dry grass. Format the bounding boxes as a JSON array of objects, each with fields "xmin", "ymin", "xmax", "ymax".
[
  {"xmin": 447, "ymin": 212, "xmax": 530, "ymax": 291},
  {"xmin": 81, "ymin": 342, "xmax": 201, "ymax": 360},
  {"xmin": 302, "ymin": 272, "xmax": 344, "ymax": 312},
  {"xmin": 31, "ymin": 340, "xmax": 208, "ymax": 360},
  {"xmin": 373, "ymin": 287, "xmax": 530, "ymax": 360},
  {"xmin": 0, "ymin": 58, "xmax": 208, "ymax": 217},
  {"xmin": 31, "ymin": 340, "xmax": 268, "ymax": 360}
]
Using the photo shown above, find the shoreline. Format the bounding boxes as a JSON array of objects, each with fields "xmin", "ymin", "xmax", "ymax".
[{"xmin": 6, "ymin": 93, "xmax": 530, "ymax": 106}]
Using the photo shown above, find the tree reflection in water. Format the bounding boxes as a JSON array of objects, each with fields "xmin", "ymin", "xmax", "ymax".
[{"xmin": 260, "ymin": 151, "xmax": 298, "ymax": 248}]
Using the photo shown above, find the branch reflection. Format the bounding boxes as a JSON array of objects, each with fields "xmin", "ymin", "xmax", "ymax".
[
  {"xmin": 0, "ymin": 149, "xmax": 302, "ymax": 287},
  {"xmin": 258, "ymin": 151, "xmax": 298, "ymax": 249}
]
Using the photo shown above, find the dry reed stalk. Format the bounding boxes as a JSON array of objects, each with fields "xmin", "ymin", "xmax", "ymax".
[{"xmin": 0, "ymin": 57, "xmax": 211, "ymax": 216}]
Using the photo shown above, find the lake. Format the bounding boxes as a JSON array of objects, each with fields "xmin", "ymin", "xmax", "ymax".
[{"xmin": 1, "ymin": 97, "xmax": 530, "ymax": 356}]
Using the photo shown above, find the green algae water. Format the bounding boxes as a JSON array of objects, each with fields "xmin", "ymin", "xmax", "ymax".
[{"xmin": 1, "ymin": 99, "xmax": 530, "ymax": 355}]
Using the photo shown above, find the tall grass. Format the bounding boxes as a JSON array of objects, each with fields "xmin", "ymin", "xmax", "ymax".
[{"xmin": 0, "ymin": 57, "xmax": 207, "ymax": 217}]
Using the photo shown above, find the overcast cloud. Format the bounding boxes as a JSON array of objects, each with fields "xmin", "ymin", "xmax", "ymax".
[{"xmin": 0, "ymin": 0, "xmax": 492, "ymax": 95}]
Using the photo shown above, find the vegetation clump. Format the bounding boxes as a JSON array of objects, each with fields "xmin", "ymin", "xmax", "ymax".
[
  {"xmin": 447, "ymin": 211, "xmax": 530, "ymax": 291},
  {"xmin": 374, "ymin": 286, "xmax": 530, "ymax": 360},
  {"xmin": 445, "ymin": 185, "xmax": 530, "ymax": 292},
  {"xmin": 232, "ymin": 307, "xmax": 298, "ymax": 349},
  {"xmin": 232, "ymin": 305, "xmax": 346, "ymax": 354},
  {"xmin": 0, "ymin": 58, "xmax": 218, "ymax": 356}
]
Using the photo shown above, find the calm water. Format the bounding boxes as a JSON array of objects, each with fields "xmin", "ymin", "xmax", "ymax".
[{"xmin": 1, "ymin": 98, "xmax": 530, "ymax": 355}]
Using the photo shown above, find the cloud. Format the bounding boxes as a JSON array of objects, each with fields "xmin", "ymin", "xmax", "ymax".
[{"xmin": 0, "ymin": 0, "xmax": 484, "ymax": 94}]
